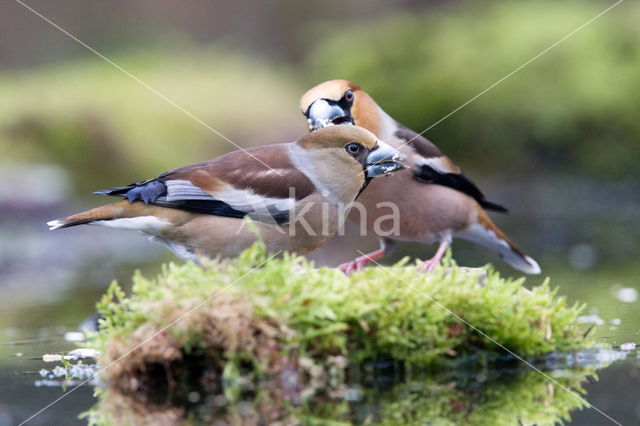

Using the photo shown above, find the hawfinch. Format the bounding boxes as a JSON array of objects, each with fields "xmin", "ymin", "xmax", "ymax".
[
  {"xmin": 300, "ymin": 80, "xmax": 540, "ymax": 275},
  {"xmin": 47, "ymin": 125, "xmax": 406, "ymax": 261}
]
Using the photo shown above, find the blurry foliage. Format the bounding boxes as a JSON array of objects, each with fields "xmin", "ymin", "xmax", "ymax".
[
  {"xmin": 0, "ymin": 46, "xmax": 303, "ymax": 195},
  {"xmin": 1, "ymin": 0, "xmax": 638, "ymax": 193},
  {"xmin": 308, "ymin": 1, "xmax": 640, "ymax": 179}
]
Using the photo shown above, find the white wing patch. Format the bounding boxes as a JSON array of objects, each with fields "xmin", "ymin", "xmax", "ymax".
[
  {"xmin": 163, "ymin": 179, "xmax": 295, "ymax": 222},
  {"xmin": 415, "ymin": 157, "xmax": 458, "ymax": 175},
  {"xmin": 216, "ymin": 184, "xmax": 294, "ymax": 223},
  {"xmin": 213, "ymin": 183, "xmax": 295, "ymax": 213},
  {"xmin": 161, "ymin": 179, "xmax": 295, "ymax": 223},
  {"xmin": 165, "ymin": 180, "xmax": 212, "ymax": 201}
]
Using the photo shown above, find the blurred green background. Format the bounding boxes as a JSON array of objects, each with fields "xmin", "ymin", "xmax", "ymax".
[
  {"xmin": 3, "ymin": 1, "xmax": 639, "ymax": 182},
  {"xmin": 2, "ymin": 0, "xmax": 639, "ymax": 269},
  {"xmin": 1, "ymin": 1, "xmax": 640, "ymax": 424}
]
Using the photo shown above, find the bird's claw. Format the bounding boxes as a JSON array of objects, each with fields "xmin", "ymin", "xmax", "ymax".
[
  {"xmin": 338, "ymin": 261, "xmax": 357, "ymax": 275},
  {"xmin": 419, "ymin": 259, "xmax": 439, "ymax": 273},
  {"xmin": 338, "ymin": 257, "xmax": 371, "ymax": 275}
]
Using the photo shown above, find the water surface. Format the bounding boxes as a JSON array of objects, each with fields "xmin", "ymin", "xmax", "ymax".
[{"xmin": 1, "ymin": 210, "xmax": 639, "ymax": 425}]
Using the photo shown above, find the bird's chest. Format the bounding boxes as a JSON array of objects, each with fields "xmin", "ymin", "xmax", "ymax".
[{"xmin": 351, "ymin": 172, "xmax": 474, "ymax": 241}]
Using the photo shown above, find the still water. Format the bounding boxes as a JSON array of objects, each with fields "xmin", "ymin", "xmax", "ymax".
[{"xmin": 1, "ymin": 208, "xmax": 639, "ymax": 425}]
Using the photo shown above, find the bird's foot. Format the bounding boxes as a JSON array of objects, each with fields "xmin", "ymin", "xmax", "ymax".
[
  {"xmin": 338, "ymin": 256, "xmax": 372, "ymax": 275},
  {"xmin": 338, "ymin": 247, "xmax": 388, "ymax": 275},
  {"xmin": 418, "ymin": 239, "xmax": 450, "ymax": 273},
  {"xmin": 419, "ymin": 258, "xmax": 440, "ymax": 273}
]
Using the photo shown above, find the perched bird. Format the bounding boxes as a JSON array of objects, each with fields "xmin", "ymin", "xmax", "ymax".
[
  {"xmin": 47, "ymin": 125, "xmax": 406, "ymax": 261},
  {"xmin": 300, "ymin": 80, "xmax": 540, "ymax": 274}
]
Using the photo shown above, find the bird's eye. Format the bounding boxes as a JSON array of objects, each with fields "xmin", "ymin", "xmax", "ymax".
[
  {"xmin": 344, "ymin": 89, "xmax": 354, "ymax": 102},
  {"xmin": 345, "ymin": 142, "xmax": 362, "ymax": 155}
]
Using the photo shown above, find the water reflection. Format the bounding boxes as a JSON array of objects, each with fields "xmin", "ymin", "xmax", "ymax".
[
  {"xmin": 2, "ymin": 189, "xmax": 640, "ymax": 424},
  {"xmin": 84, "ymin": 356, "xmax": 608, "ymax": 425},
  {"xmin": 6, "ymin": 315, "xmax": 635, "ymax": 425}
]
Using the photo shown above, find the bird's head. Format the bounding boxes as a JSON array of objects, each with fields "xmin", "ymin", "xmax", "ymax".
[
  {"xmin": 300, "ymin": 80, "xmax": 380, "ymax": 134},
  {"xmin": 296, "ymin": 125, "xmax": 406, "ymax": 180}
]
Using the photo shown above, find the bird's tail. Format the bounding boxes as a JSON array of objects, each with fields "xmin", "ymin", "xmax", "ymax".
[
  {"xmin": 455, "ymin": 209, "xmax": 541, "ymax": 274},
  {"xmin": 47, "ymin": 200, "xmax": 130, "ymax": 230}
]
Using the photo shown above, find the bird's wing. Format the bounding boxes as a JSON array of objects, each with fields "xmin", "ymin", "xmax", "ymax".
[
  {"xmin": 95, "ymin": 145, "xmax": 315, "ymax": 224},
  {"xmin": 394, "ymin": 125, "xmax": 508, "ymax": 213}
]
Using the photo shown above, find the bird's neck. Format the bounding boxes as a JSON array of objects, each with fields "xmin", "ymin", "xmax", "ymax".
[
  {"xmin": 287, "ymin": 144, "xmax": 364, "ymax": 206},
  {"xmin": 376, "ymin": 108, "xmax": 402, "ymax": 145}
]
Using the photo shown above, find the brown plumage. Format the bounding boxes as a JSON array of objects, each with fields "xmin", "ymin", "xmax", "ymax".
[
  {"xmin": 48, "ymin": 125, "xmax": 406, "ymax": 261},
  {"xmin": 301, "ymin": 79, "xmax": 540, "ymax": 274}
]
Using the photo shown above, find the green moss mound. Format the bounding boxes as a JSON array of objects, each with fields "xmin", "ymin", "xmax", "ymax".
[{"xmin": 89, "ymin": 243, "xmax": 593, "ymax": 391}]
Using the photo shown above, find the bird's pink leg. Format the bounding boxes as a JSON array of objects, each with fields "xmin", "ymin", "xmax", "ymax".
[
  {"xmin": 419, "ymin": 239, "xmax": 450, "ymax": 272},
  {"xmin": 338, "ymin": 238, "xmax": 396, "ymax": 275},
  {"xmin": 338, "ymin": 248, "xmax": 386, "ymax": 275}
]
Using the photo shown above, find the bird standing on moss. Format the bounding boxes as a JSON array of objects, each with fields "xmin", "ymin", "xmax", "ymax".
[
  {"xmin": 300, "ymin": 80, "xmax": 540, "ymax": 275},
  {"xmin": 48, "ymin": 125, "xmax": 406, "ymax": 260}
]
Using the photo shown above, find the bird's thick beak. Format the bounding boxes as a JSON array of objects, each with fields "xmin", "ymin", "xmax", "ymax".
[
  {"xmin": 306, "ymin": 99, "xmax": 354, "ymax": 131},
  {"xmin": 365, "ymin": 141, "xmax": 407, "ymax": 177}
]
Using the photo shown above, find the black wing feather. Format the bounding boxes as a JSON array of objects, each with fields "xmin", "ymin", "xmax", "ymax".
[
  {"xmin": 94, "ymin": 180, "xmax": 164, "ymax": 203},
  {"xmin": 94, "ymin": 179, "xmax": 290, "ymax": 224},
  {"xmin": 414, "ymin": 165, "xmax": 508, "ymax": 213},
  {"xmin": 393, "ymin": 126, "xmax": 508, "ymax": 213}
]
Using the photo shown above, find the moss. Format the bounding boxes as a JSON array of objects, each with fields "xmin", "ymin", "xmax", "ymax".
[
  {"xmin": 82, "ymin": 243, "xmax": 604, "ymax": 424},
  {"xmin": 88, "ymin": 242, "xmax": 594, "ymax": 393}
]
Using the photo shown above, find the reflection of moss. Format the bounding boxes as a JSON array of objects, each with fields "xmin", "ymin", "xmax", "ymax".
[
  {"xmin": 84, "ymin": 364, "xmax": 596, "ymax": 425},
  {"xmin": 369, "ymin": 368, "xmax": 591, "ymax": 425},
  {"xmin": 88, "ymin": 242, "xmax": 594, "ymax": 396}
]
